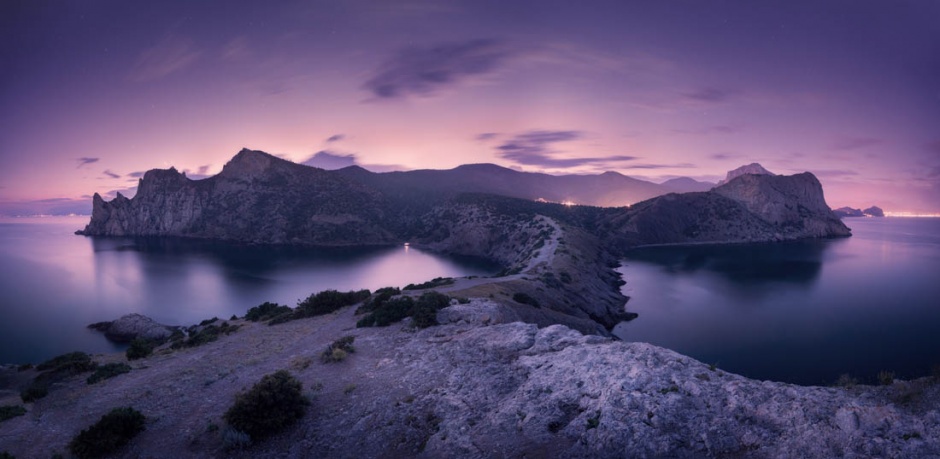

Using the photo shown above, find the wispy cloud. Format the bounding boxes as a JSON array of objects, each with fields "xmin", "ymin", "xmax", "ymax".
[
  {"xmin": 102, "ymin": 170, "xmax": 121, "ymax": 179},
  {"xmin": 830, "ymin": 137, "xmax": 883, "ymax": 151},
  {"xmin": 363, "ymin": 39, "xmax": 513, "ymax": 100},
  {"xmin": 675, "ymin": 125, "xmax": 744, "ymax": 136},
  {"xmin": 710, "ymin": 152, "xmax": 740, "ymax": 160},
  {"xmin": 127, "ymin": 171, "xmax": 146, "ymax": 178},
  {"xmin": 302, "ymin": 151, "xmax": 358, "ymax": 170},
  {"xmin": 495, "ymin": 130, "xmax": 637, "ymax": 169},
  {"xmin": 621, "ymin": 163, "xmax": 696, "ymax": 170},
  {"xmin": 682, "ymin": 87, "xmax": 737, "ymax": 103},
  {"xmin": 475, "ymin": 132, "xmax": 499, "ymax": 142},
  {"xmin": 810, "ymin": 169, "xmax": 859, "ymax": 178},
  {"xmin": 76, "ymin": 157, "xmax": 99, "ymax": 168},
  {"xmin": 326, "ymin": 134, "xmax": 345, "ymax": 143},
  {"xmin": 129, "ymin": 34, "xmax": 201, "ymax": 82}
]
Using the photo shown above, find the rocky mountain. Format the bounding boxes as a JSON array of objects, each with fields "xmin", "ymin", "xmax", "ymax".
[
  {"xmin": 715, "ymin": 162, "xmax": 774, "ymax": 186},
  {"xmin": 833, "ymin": 205, "xmax": 885, "ymax": 218},
  {"xmin": 660, "ymin": 176, "xmax": 715, "ymax": 193}
]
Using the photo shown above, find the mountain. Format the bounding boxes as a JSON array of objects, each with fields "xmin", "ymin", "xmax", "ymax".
[
  {"xmin": 833, "ymin": 205, "xmax": 885, "ymax": 218},
  {"xmin": 863, "ymin": 205, "xmax": 885, "ymax": 217},
  {"xmin": 660, "ymin": 177, "xmax": 715, "ymax": 193},
  {"xmin": 716, "ymin": 162, "xmax": 774, "ymax": 186}
]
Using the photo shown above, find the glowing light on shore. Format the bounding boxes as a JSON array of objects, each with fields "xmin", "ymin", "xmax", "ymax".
[
  {"xmin": 884, "ymin": 212, "xmax": 940, "ymax": 218},
  {"xmin": 562, "ymin": 200, "xmax": 576, "ymax": 207}
]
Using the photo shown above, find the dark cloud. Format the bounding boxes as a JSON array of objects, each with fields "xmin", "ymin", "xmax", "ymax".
[
  {"xmin": 326, "ymin": 134, "xmax": 345, "ymax": 143},
  {"xmin": 103, "ymin": 170, "xmax": 121, "ymax": 179},
  {"xmin": 830, "ymin": 137, "xmax": 883, "ymax": 151},
  {"xmin": 127, "ymin": 171, "xmax": 145, "ymax": 178},
  {"xmin": 622, "ymin": 163, "xmax": 696, "ymax": 169},
  {"xmin": 496, "ymin": 130, "xmax": 637, "ymax": 168},
  {"xmin": 76, "ymin": 157, "xmax": 99, "ymax": 168},
  {"xmin": 363, "ymin": 39, "xmax": 512, "ymax": 99},
  {"xmin": 675, "ymin": 125, "xmax": 743, "ymax": 135},
  {"xmin": 710, "ymin": 153, "xmax": 739, "ymax": 160},
  {"xmin": 682, "ymin": 87, "xmax": 736, "ymax": 103},
  {"xmin": 104, "ymin": 186, "xmax": 138, "ymax": 199},
  {"xmin": 810, "ymin": 169, "xmax": 859, "ymax": 178},
  {"xmin": 302, "ymin": 151, "xmax": 358, "ymax": 170},
  {"xmin": 180, "ymin": 165, "xmax": 212, "ymax": 180},
  {"xmin": 475, "ymin": 132, "xmax": 499, "ymax": 142}
]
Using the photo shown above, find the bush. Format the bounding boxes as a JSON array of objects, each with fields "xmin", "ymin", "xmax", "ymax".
[
  {"xmin": 68, "ymin": 407, "xmax": 145, "ymax": 459},
  {"xmin": 359, "ymin": 296, "xmax": 414, "ymax": 327},
  {"xmin": 171, "ymin": 322, "xmax": 239, "ymax": 349},
  {"xmin": 20, "ymin": 382, "xmax": 48, "ymax": 403},
  {"xmin": 245, "ymin": 302, "xmax": 293, "ymax": 322},
  {"xmin": 411, "ymin": 291, "xmax": 451, "ymax": 328},
  {"xmin": 36, "ymin": 352, "xmax": 97, "ymax": 375},
  {"xmin": 126, "ymin": 338, "xmax": 155, "ymax": 360},
  {"xmin": 878, "ymin": 371, "xmax": 895, "ymax": 386},
  {"xmin": 356, "ymin": 287, "xmax": 401, "ymax": 314},
  {"xmin": 403, "ymin": 277, "xmax": 454, "ymax": 291},
  {"xmin": 321, "ymin": 336, "xmax": 356, "ymax": 363},
  {"xmin": 296, "ymin": 289, "xmax": 370, "ymax": 318},
  {"xmin": 224, "ymin": 370, "xmax": 308, "ymax": 441},
  {"xmin": 0, "ymin": 405, "xmax": 26, "ymax": 422},
  {"xmin": 513, "ymin": 292, "xmax": 541, "ymax": 308},
  {"xmin": 87, "ymin": 363, "xmax": 131, "ymax": 385}
]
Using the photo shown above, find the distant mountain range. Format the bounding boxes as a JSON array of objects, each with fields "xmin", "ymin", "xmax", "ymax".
[{"xmin": 833, "ymin": 206, "xmax": 884, "ymax": 218}]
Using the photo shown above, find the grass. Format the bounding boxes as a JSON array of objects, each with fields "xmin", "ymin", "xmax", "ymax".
[{"xmin": 68, "ymin": 407, "xmax": 145, "ymax": 459}]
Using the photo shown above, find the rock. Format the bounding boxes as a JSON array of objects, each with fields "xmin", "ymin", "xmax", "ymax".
[
  {"xmin": 88, "ymin": 313, "xmax": 174, "ymax": 343},
  {"xmin": 716, "ymin": 162, "xmax": 775, "ymax": 186},
  {"xmin": 834, "ymin": 206, "xmax": 865, "ymax": 218},
  {"xmin": 863, "ymin": 206, "xmax": 885, "ymax": 217}
]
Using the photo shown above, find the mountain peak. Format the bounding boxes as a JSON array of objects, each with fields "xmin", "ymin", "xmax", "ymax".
[{"xmin": 717, "ymin": 163, "xmax": 774, "ymax": 185}]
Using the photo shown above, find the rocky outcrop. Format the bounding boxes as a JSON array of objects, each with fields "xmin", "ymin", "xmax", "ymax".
[
  {"xmin": 715, "ymin": 162, "xmax": 774, "ymax": 186},
  {"xmin": 834, "ymin": 206, "xmax": 865, "ymax": 218},
  {"xmin": 88, "ymin": 313, "xmax": 175, "ymax": 343},
  {"xmin": 864, "ymin": 206, "xmax": 885, "ymax": 217}
]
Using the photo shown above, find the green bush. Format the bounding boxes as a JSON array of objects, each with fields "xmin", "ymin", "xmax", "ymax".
[
  {"xmin": 224, "ymin": 370, "xmax": 308, "ymax": 441},
  {"xmin": 513, "ymin": 292, "xmax": 541, "ymax": 308},
  {"xmin": 321, "ymin": 336, "xmax": 356, "ymax": 363},
  {"xmin": 126, "ymin": 338, "xmax": 155, "ymax": 360},
  {"xmin": 20, "ymin": 382, "xmax": 48, "ymax": 403},
  {"xmin": 0, "ymin": 405, "xmax": 26, "ymax": 422},
  {"xmin": 296, "ymin": 289, "xmax": 370, "ymax": 318},
  {"xmin": 87, "ymin": 363, "xmax": 131, "ymax": 385},
  {"xmin": 356, "ymin": 287, "xmax": 401, "ymax": 314},
  {"xmin": 411, "ymin": 291, "xmax": 451, "ymax": 328},
  {"xmin": 245, "ymin": 302, "xmax": 293, "ymax": 322},
  {"xmin": 356, "ymin": 292, "xmax": 452, "ymax": 328},
  {"xmin": 171, "ymin": 322, "xmax": 239, "ymax": 349},
  {"xmin": 68, "ymin": 407, "xmax": 145, "ymax": 459}
]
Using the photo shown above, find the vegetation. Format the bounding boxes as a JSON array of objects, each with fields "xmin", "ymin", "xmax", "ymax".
[
  {"xmin": 170, "ymin": 321, "xmax": 239, "ymax": 349},
  {"xmin": 512, "ymin": 292, "xmax": 541, "ymax": 308},
  {"xmin": 0, "ymin": 405, "xmax": 26, "ymax": 422},
  {"xmin": 355, "ymin": 287, "xmax": 401, "ymax": 314},
  {"xmin": 87, "ymin": 363, "xmax": 132, "ymax": 385},
  {"xmin": 68, "ymin": 407, "xmax": 145, "ymax": 459},
  {"xmin": 245, "ymin": 302, "xmax": 292, "ymax": 322},
  {"xmin": 403, "ymin": 277, "xmax": 454, "ymax": 291},
  {"xmin": 20, "ymin": 383, "xmax": 48, "ymax": 403},
  {"xmin": 22, "ymin": 352, "xmax": 100, "ymax": 402},
  {"xmin": 296, "ymin": 289, "xmax": 371, "ymax": 318},
  {"xmin": 321, "ymin": 336, "xmax": 356, "ymax": 363},
  {"xmin": 224, "ymin": 370, "xmax": 308, "ymax": 441},
  {"xmin": 356, "ymin": 291, "xmax": 452, "ymax": 328},
  {"xmin": 126, "ymin": 338, "xmax": 156, "ymax": 360},
  {"xmin": 878, "ymin": 371, "xmax": 895, "ymax": 386}
]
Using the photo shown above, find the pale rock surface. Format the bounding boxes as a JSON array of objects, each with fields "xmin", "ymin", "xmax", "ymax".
[{"xmin": 89, "ymin": 313, "xmax": 175, "ymax": 343}]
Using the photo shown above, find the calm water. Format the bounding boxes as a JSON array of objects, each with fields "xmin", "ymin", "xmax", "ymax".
[
  {"xmin": 614, "ymin": 217, "xmax": 940, "ymax": 386},
  {"xmin": 0, "ymin": 217, "xmax": 496, "ymax": 364}
]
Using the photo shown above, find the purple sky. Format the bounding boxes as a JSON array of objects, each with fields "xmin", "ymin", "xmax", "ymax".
[{"xmin": 2, "ymin": 0, "xmax": 938, "ymax": 214}]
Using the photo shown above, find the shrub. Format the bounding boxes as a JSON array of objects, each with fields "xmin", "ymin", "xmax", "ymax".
[
  {"xmin": 20, "ymin": 382, "xmax": 48, "ymax": 402},
  {"xmin": 171, "ymin": 322, "xmax": 239, "ymax": 349},
  {"xmin": 411, "ymin": 291, "xmax": 451, "ymax": 328},
  {"xmin": 364, "ymin": 296, "xmax": 414, "ymax": 327},
  {"xmin": 356, "ymin": 287, "xmax": 401, "ymax": 314},
  {"xmin": 221, "ymin": 426, "xmax": 252, "ymax": 450},
  {"xmin": 321, "ymin": 336, "xmax": 355, "ymax": 363},
  {"xmin": 36, "ymin": 352, "xmax": 97, "ymax": 375},
  {"xmin": 126, "ymin": 338, "xmax": 155, "ymax": 360},
  {"xmin": 835, "ymin": 374, "xmax": 858, "ymax": 388},
  {"xmin": 0, "ymin": 405, "xmax": 26, "ymax": 422},
  {"xmin": 0, "ymin": 452, "xmax": 14, "ymax": 459},
  {"xmin": 199, "ymin": 317, "xmax": 219, "ymax": 326},
  {"xmin": 296, "ymin": 289, "xmax": 370, "ymax": 318},
  {"xmin": 513, "ymin": 292, "xmax": 541, "ymax": 308},
  {"xmin": 878, "ymin": 371, "xmax": 895, "ymax": 386},
  {"xmin": 245, "ymin": 302, "xmax": 293, "ymax": 322},
  {"xmin": 87, "ymin": 363, "xmax": 131, "ymax": 385},
  {"xmin": 403, "ymin": 277, "xmax": 454, "ymax": 291},
  {"xmin": 68, "ymin": 407, "xmax": 145, "ymax": 459},
  {"xmin": 224, "ymin": 370, "xmax": 308, "ymax": 441}
]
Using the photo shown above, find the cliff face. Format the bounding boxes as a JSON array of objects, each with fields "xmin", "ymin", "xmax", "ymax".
[
  {"xmin": 80, "ymin": 149, "xmax": 396, "ymax": 245},
  {"xmin": 601, "ymin": 171, "xmax": 850, "ymax": 248}
]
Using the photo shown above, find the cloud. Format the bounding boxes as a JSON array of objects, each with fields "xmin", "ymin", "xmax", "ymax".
[
  {"xmin": 710, "ymin": 153, "xmax": 740, "ymax": 160},
  {"xmin": 675, "ymin": 125, "xmax": 744, "ymax": 136},
  {"xmin": 302, "ymin": 151, "xmax": 359, "ymax": 170},
  {"xmin": 830, "ymin": 137, "xmax": 883, "ymax": 151},
  {"xmin": 495, "ymin": 130, "xmax": 637, "ymax": 169},
  {"xmin": 76, "ymin": 157, "xmax": 99, "ymax": 168},
  {"xmin": 326, "ymin": 134, "xmax": 345, "ymax": 143},
  {"xmin": 179, "ymin": 165, "xmax": 212, "ymax": 180},
  {"xmin": 129, "ymin": 34, "xmax": 201, "ymax": 82},
  {"xmin": 621, "ymin": 163, "xmax": 696, "ymax": 170},
  {"xmin": 102, "ymin": 170, "xmax": 121, "ymax": 179},
  {"xmin": 363, "ymin": 39, "xmax": 512, "ymax": 99},
  {"xmin": 810, "ymin": 169, "xmax": 859, "ymax": 178},
  {"xmin": 475, "ymin": 132, "xmax": 499, "ymax": 142},
  {"xmin": 682, "ymin": 87, "xmax": 736, "ymax": 103},
  {"xmin": 127, "ymin": 171, "xmax": 146, "ymax": 178}
]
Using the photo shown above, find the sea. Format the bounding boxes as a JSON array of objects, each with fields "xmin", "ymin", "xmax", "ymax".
[
  {"xmin": 0, "ymin": 216, "xmax": 497, "ymax": 365},
  {"xmin": 614, "ymin": 217, "xmax": 940, "ymax": 386}
]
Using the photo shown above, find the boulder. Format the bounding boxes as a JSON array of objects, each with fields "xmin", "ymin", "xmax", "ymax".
[{"xmin": 88, "ymin": 313, "xmax": 174, "ymax": 343}]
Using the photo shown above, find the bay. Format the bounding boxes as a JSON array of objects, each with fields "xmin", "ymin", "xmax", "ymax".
[
  {"xmin": 0, "ymin": 217, "xmax": 497, "ymax": 364},
  {"xmin": 614, "ymin": 217, "xmax": 940, "ymax": 386}
]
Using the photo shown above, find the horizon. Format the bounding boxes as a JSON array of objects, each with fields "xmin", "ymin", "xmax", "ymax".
[{"xmin": 2, "ymin": 1, "xmax": 938, "ymax": 214}]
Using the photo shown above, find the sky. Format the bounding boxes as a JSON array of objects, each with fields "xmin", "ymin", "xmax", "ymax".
[{"xmin": 1, "ymin": 0, "xmax": 938, "ymax": 215}]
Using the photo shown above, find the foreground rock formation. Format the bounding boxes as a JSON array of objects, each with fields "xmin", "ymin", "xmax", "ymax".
[
  {"xmin": 88, "ymin": 313, "xmax": 176, "ymax": 343},
  {"xmin": 1, "ymin": 306, "xmax": 937, "ymax": 458}
]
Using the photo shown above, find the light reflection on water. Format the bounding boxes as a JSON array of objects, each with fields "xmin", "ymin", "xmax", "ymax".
[
  {"xmin": 614, "ymin": 217, "xmax": 940, "ymax": 386},
  {"xmin": 0, "ymin": 217, "xmax": 496, "ymax": 364}
]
